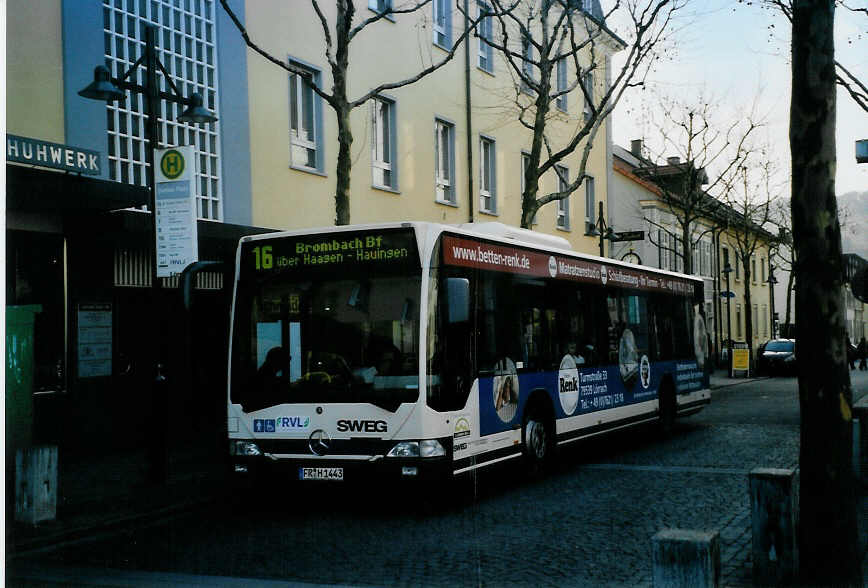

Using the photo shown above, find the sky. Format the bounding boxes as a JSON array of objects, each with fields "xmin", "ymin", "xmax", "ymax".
[{"xmin": 607, "ymin": 0, "xmax": 868, "ymax": 197}]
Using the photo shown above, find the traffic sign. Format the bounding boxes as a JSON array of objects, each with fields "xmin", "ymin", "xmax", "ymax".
[{"xmin": 610, "ymin": 230, "xmax": 645, "ymax": 243}]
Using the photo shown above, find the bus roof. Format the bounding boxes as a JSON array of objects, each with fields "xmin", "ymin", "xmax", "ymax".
[{"xmin": 238, "ymin": 220, "xmax": 705, "ymax": 285}]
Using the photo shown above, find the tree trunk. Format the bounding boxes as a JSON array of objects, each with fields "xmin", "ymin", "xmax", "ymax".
[
  {"xmin": 682, "ymin": 223, "xmax": 693, "ymax": 275},
  {"xmin": 334, "ymin": 103, "xmax": 352, "ymax": 225},
  {"xmin": 333, "ymin": 0, "xmax": 353, "ymax": 226},
  {"xmin": 743, "ymin": 255, "xmax": 753, "ymax": 358},
  {"xmin": 784, "ymin": 269, "xmax": 794, "ymax": 330},
  {"xmin": 790, "ymin": 1, "xmax": 861, "ymax": 584}
]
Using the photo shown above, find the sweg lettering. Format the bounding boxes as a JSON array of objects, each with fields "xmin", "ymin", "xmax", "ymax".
[{"xmin": 336, "ymin": 419, "xmax": 388, "ymax": 433}]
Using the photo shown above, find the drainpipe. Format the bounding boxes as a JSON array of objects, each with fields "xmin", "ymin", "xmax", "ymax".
[{"xmin": 464, "ymin": 0, "xmax": 474, "ymax": 223}]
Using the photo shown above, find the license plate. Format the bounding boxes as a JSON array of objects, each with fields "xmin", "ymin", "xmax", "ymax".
[{"xmin": 299, "ymin": 467, "xmax": 344, "ymax": 481}]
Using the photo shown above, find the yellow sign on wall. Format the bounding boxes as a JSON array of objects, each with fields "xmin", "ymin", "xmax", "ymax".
[{"xmin": 732, "ymin": 349, "xmax": 750, "ymax": 371}]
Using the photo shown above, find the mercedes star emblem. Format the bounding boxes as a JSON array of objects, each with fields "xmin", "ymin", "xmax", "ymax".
[{"xmin": 309, "ymin": 429, "xmax": 331, "ymax": 456}]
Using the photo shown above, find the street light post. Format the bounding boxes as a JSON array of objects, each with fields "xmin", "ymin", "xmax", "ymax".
[
  {"xmin": 768, "ymin": 264, "xmax": 778, "ymax": 339},
  {"xmin": 589, "ymin": 201, "xmax": 615, "ymax": 257},
  {"xmin": 722, "ymin": 263, "xmax": 734, "ymax": 377},
  {"xmin": 79, "ymin": 24, "xmax": 217, "ymax": 482}
]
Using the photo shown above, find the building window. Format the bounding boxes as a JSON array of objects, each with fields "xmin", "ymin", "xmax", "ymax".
[
  {"xmin": 583, "ymin": 71, "xmax": 594, "ymax": 121},
  {"xmin": 762, "ymin": 304, "xmax": 768, "ymax": 337},
  {"xmin": 556, "ymin": 58, "xmax": 568, "ymax": 111},
  {"xmin": 477, "ymin": 2, "xmax": 494, "ymax": 73},
  {"xmin": 584, "ymin": 176, "xmax": 595, "ymax": 234},
  {"xmin": 761, "ymin": 257, "xmax": 766, "ymax": 283},
  {"xmin": 372, "ymin": 96, "xmax": 397, "ymax": 189},
  {"xmin": 736, "ymin": 304, "xmax": 742, "ymax": 339},
  {"xmin": 369, "ymin": 0, "xmax": 392, "ymax": 13},
  {"xmin": 102, "ymin": 0, "xmax": 222, "ymax": 220},
  {"xmin": 751, "ymin": 256, "xmax": 757, "ymax": 283},
  {"xmin": 752, "ymin": 304, "xmax": 758, "ymax": 337},
  {"xmin": 556, "ymin": 165, "xmax": 570, "ymax": 230},
  {"xmin": 434, "ymin": 118, "xmax": 455, "ymax": 204},
  {"xmin": 433, "ymin": 0, "xmax": 451, "ymax": 48},
  {"xmin": 479, "ymin": 136, "xmax": 496, "ymax": 214},
  {"xmin": 289, "ymin": 62, "xmax": 322, "ymax": 172},
  {"xmin": 521, "ymin": 36, "xmax": 534, "ymax": 92}
]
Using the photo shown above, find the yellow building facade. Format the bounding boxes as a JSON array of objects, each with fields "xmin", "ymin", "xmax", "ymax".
[{"xmin": 243, "ymin": 1, "xmax": 617, "ymax": 255}]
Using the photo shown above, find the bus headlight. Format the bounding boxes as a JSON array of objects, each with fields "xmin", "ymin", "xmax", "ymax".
[
  {"xmin": 231, "ymin": 440, "xmax": 262, "ymax": 456},
  {"xmin": 420, "ymin": 439, "xmax": 445, "ymax": 457},
  {"xmin": 387, "ymin": 440, "xmax": 446, "ymax": 458},
  {"xmin": 387, "ymin": 441, "xmax": 419, "ymax": 458}
]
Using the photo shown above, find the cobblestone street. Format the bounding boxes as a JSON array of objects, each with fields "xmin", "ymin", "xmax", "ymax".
[{"xmin": 14, "ymin": 372, "xmax": 866, "ymax": 586}]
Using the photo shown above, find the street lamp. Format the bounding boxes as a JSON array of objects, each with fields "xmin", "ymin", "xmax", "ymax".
[
  {"xmin": 768, "ymin": 264, "xmax": 778, "ymax": 339},
  {"xmin": 722, "ymin": 262, "xmax": 734, "ymax": 377},
  {"xmin": 587, "ymin": 201, "xmax": 615, "ymax": 257},
  {"xmin": 79, "ymin": 24, "xmax": 217, "ymax": 482}
]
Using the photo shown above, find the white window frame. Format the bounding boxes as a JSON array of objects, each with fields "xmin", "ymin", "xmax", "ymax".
[
  {"xmin": 584, "ymin": 175, "xmax": 595, "ymax": 234},
  {"xmin": 556, "ymin": 165, "xmax": 570, "ymax": 230},
  {"xmin": 372, "ymin": 96, "xmax": 397, "ymax": 190},
  {"xmin": 434, "ymin": 118, "xmax": 455, "ymax": 204},
  {"xmin": 477, "ymin": 2, "xmax": 494, "ymax": 73},
  {"xmin": 583, "ymin": 71, "xmax": 594, "ymax": 121},
  {"xmin": 479, "ymin": 136, "xmax": 497, "ymax": 214},
  {"xmin": 369, "ymin": 0, "xmax": 392, "ymax": 13},
  {"xmin": 521, "ymin": 36, "xmax": 534, "ymax": 92},
  {"xmin": 433, "ymin": 0, "xmax": 450, "ymax": 48},
  {"xmin": 556, "ymin": 58, "xmax": 568, "ymax": 111},
  {"xmin": 289, "ymin": 64, "xmax": 320, "ymax": 172}
]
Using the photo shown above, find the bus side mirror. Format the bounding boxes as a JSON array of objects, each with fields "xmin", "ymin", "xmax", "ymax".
[{"xmin": 446, "ymin": 278, "xmax": 470, "ymax": 324}]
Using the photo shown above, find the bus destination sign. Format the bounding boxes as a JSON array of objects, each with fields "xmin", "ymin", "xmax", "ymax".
[
  {"xmin": 242, "ymin": 229, "xmax": 419, "ymax": 278},
  {"xmin": 443, "ymin": 234, "xmax": 697, "ymax": 297}
]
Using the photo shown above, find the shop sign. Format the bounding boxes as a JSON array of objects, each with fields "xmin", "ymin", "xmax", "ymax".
[
  {"xmin": 78, "ymin": 303, "xmax": 112, "ymax": 378},
  {"xmin": 6, "ymin": 134, "xmax": 101, "ymax": 175},
  {"xmin": 155, "ymin": 146, "xmax": 199, "ymax": 278}
]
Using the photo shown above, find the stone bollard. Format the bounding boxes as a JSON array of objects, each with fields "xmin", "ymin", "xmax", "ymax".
[
  {"xmin": 15, "ymin": 445, "xmax": 58, "ymax": 525},
  {"xmin": 652, "ymin": 529, "xmax": 720, "ymax": 587},
  {"xmin": 749, "ymin": 468, "xmax": 798, "ymax": 585}
]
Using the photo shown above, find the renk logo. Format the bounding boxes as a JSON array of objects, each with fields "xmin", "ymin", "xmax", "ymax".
[
  {"xmin": 336, "ymin": 419, "xmax": 388, "ymax": 433},
  {"xmin": 548, "ymin": 256, "xmax": 558, "ymax": 278},
  {"xmin": 600, "ymin": 265, "xmax": 608, "ymax": 285},
  {"xmin": 558, "ymin": 355, "xmax": 580, "ymax": 415}
]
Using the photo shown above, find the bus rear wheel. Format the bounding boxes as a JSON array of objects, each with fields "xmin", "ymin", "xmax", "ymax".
[{"xmin": 522, "ymin": 405, "xmax": 553, "ymax": 474}]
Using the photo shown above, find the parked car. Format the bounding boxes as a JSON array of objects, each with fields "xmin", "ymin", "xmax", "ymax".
[{"xmin": 757, "ymin": 339, "xmax": 796, "ymax": 376}]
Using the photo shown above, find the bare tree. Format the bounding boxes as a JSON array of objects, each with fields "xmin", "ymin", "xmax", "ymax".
[
  {"xmin": 721, "ymin": 161, "xmax": 778, "ymax": 358},
  {"xmin": 769, "ymin": 200, "xmax": 796, "ymax": 334},
  {"xmin": 220, "ymin": 0, "xmax": 479, "ymax": 225},
  {"xmin": 636, "ymin": 97, "xmax": 761, "ymax": 275},
  {"xmin": 483, "ymin": 0, "xmax": 686, "ymax": 229},
  {"xmin": 790, "ymin": 0, "xmax": 862, "ymax": 584}
]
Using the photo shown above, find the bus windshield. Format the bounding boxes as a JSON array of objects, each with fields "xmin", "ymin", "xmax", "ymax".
[{"xmin": 230, "ymin": 229, "xmax": 422, "ymax": 413}]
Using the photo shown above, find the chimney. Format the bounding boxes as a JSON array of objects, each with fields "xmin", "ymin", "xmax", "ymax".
[
  {"xmin": 630, "ymin": 139, "xmax": 643, "ymax": 157},
  {"xmin": 667, "ymin": 156, "xmax": 681, "ymax": 165}
]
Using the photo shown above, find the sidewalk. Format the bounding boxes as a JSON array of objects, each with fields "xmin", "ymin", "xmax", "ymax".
[
  {"xmin": 7, "ymin": 438, "xmax": 228, "ymax": 557},
  {"xmin": 709, "ymin": 367, "xmax": 766, "ymax": 390}
]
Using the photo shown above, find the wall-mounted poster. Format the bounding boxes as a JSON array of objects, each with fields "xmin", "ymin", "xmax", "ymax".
[{"xmin": 78, "ymin": 303, "xmax": 112, "ymax": 378}]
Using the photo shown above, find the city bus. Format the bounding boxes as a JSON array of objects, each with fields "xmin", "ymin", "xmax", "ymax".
[{"xmin": 227, "ymin": 221, "xmax": 710, "ymax": 483}]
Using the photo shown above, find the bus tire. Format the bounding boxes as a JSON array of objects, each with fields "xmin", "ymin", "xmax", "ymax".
[
  {"xmin": 522, "ymin": 398, "xmax": 554, "ymax": 474},
  {"xmin": 658, "ymin": 377, "xmax": 676, "ymax": 435}
]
